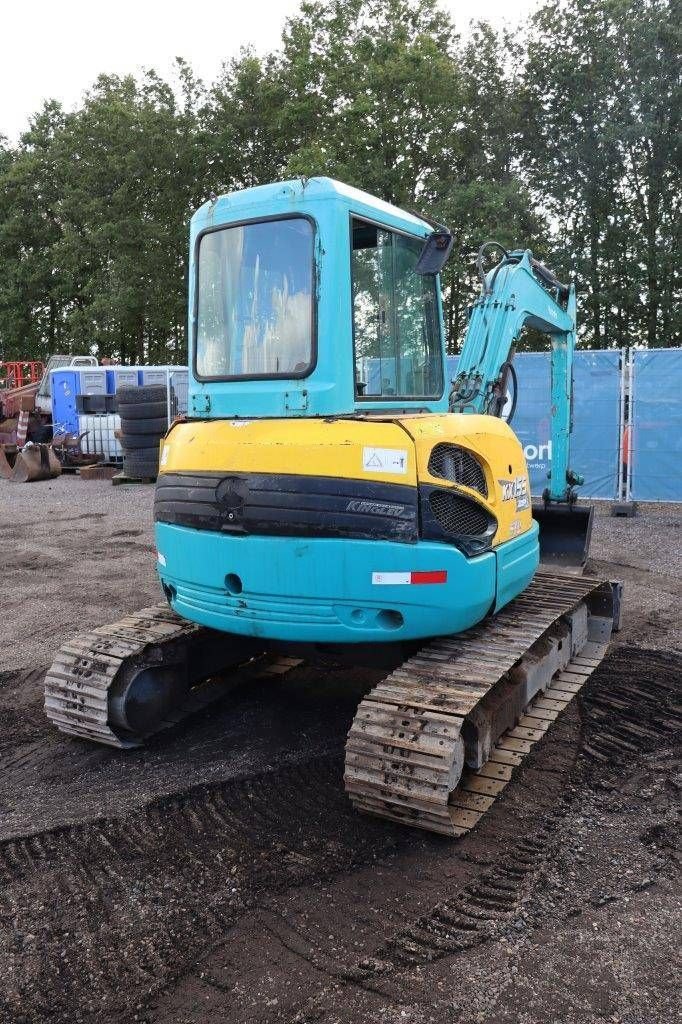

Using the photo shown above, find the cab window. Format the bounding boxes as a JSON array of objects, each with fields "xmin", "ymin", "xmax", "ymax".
[
  {"xmin": 351, "ymin": 217, "xmax": 443, "ymax": 400},
  {"xmin": 196, "ymin": 217, "xmax": 314, "ymax": 380}
]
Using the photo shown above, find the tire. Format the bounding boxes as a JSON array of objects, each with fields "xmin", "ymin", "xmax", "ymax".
[
  {"xmin": 123, "ymin": 452, "xmax": 159, "ymax": 479},
  {"xmin": 120, "ymin": 434, "xmax": 163, "ymax": 450},
  {"xmin": 28, "ymin": 423, "xmax": 53, "ymax": 443},
  {"xmin": 119, "ymin": 415, "xmax": 168, "ymax": 435},
  {"xmin": 117, "ymin": 384, "xmax": 167, "ymax": 407},
  {"xmin": 115, "ymin": 400, "xmax": 168, "ymax": 420}
]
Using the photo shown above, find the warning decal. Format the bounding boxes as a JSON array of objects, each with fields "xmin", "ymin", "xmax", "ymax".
[{"xmin": 362, "ymin": 447, "xmax": 408, "ymax": 475}]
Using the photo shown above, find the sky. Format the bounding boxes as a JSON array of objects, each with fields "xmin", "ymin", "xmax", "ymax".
[{"xmin": 0, "ymin": 0, "xmax": 540, "ymax": 144}]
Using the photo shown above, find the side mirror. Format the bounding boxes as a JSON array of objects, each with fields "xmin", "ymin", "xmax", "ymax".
[{"xmin": 415, "ymin": 228, "xmax": 454, "ymax": 275}]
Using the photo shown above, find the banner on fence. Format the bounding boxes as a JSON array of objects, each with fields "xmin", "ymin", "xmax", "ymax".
[
  {"xmin": 447, "ymin": 351, "xmax": 622, "ymax": 499},
  {"xmin": 630, "ymin": 348, "xmax": 682, "ymax": 502}
]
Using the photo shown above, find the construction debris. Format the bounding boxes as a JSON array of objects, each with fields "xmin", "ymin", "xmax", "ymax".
[{"xmin": 0, "ymin": 442, "xmax": 61, "ymax": 483}]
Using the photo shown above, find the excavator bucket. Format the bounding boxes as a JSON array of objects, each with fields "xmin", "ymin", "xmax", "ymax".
[
  {"xmin": 0, "ymin": 443, "xmax": 61, "ymax": 483},
  {"xmin": 0, "ymin": 446, "xmax": 12, "ymax": 480},
  {"xmin": 533, "ymin": 501, "xmax": 594, "ymax": 569}
]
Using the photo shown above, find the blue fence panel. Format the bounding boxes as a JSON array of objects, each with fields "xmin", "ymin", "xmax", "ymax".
[
  {"xmin": 450, "ymin": 350, "xmax": 621, "ymax": 498},
  {"xmin": 630, "ymin": 348, "xmax": 682, "ymax": 501},
  {"xmin": 513, "ymin": 350, "xmax": 621, "ymax": 499},
  {"xmin": 372, "ymin": 350, "xmax": 622, "ymax": 499},
  {"xmin": 572, "ymin": 350, "xmax": 622, "ymax": 499}
]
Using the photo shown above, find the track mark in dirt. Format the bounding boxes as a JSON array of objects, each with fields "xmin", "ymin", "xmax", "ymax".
[
  {"xmin": 580, "ymin": 647, "xmax": 682, "ymax": 764},
  {"xmin": 1, "ymin": 553, "xmax": 62, "ymax": 571},
  {"xmin": 1, "ymin": 649, "xmax": 680, "ymax": 1024},
  {"xmin": 0, "ymin": 758, "xmax": 412, "ymax": 1024},
  {"xmin": 377, "ymin": 819, "xmax": 561, "ymax": 970},
  {"xmin": 7, "ymin": 511, "xmax": 110, "ymax": 533},
  {"xmin": 251, "ymin": 648, "xmax": 682, "ymax": 1024},
  {"xmin": 587, "ymin": 556, "xmax": 682, "ymax": 591},
  {"xmin": 374, "ymin": 648, "xmax": 682, "ymax": 976}
]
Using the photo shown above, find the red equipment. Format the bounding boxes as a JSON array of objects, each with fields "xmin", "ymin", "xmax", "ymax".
[{"xmin": 0, "ymin": 361, "xmax": 45, "ymax": 391}]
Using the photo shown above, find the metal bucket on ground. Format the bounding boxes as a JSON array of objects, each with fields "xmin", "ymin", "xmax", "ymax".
[
  {"xmin": 533, "ymin": 501, "xmax": 594, "ymax": 570},
  {"xmin": 0, "ymin": 443, "xmax": 61, "ymax": 483}
]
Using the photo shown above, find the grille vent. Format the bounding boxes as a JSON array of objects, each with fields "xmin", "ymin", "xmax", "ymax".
[
  {"xmin": 428, "ymin": 444, "xmax": 487, "ymax": 497},
  {"xmin": 429, "ymin": 490, "xmax": 494, "ymax": 538}
]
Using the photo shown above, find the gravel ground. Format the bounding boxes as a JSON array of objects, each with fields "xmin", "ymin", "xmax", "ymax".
[
  {"xmin": 1, "ymin": 475, "xmax": 158, "ymax": 673},
  {"xmin": 587, "ymin": 499, "xmax": 682, "ymax": 651},
  {"xmin": 0, "ymin": 475, "xmax": 679, "ymax": 1024}
]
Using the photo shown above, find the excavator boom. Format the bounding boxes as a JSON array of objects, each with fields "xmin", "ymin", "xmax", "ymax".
[{"xmin": 453, "ymin": 245, "xmax": 593, "ymax": 567}]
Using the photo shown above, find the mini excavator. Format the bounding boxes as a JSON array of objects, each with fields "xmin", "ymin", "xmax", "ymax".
[{"xmin": 45, "ymin": 179, "xmax": 621, "ymax": 837}]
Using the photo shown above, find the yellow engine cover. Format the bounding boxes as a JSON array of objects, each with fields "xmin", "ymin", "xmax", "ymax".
[{"xmin": 159, "ymin": 413, "xmax": 533, "ymax": 547}]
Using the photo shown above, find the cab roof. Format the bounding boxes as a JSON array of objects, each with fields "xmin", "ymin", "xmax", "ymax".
[{"xmin": 191, "ymin": 176, "xmax": 432, "ymax": 238}]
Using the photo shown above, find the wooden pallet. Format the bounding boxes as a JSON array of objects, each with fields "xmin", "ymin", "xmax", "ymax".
[{"xmin": 111, "ymin": 473, "xmax": 157, "ymax": 485}]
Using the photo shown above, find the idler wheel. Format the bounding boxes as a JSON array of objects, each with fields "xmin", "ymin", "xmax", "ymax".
[{"xmin": 109, "ymin": 666, "xmax": 188, "ymax": 737}]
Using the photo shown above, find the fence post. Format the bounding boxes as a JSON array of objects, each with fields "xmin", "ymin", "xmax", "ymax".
[
  {"xmin": 616, "ymin": 347, "xmax": 626, "ymax": 502},
  {"xmin": 626, "ymin": 348, "xmax": 634, "ymax": 503}
]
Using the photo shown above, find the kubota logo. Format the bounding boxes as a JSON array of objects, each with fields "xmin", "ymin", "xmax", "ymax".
[{"xmin": 345, "ymin": 500, "xmax": 405, "ymax": 516}]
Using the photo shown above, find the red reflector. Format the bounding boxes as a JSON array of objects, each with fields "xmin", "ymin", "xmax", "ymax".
[{"xmin": 410, "ymin": 570, "xmax": 448, "ymax": 585}]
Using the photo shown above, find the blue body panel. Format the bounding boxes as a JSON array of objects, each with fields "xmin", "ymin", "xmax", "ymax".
[
  {"xmin": 155, "ymin": 523, "xmax": 538, "ymax": 644},
  {"xmin": 494, "ymin": 522, "xmax": 540, "ymax": 611}
]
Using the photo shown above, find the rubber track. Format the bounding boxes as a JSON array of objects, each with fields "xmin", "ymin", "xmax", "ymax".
[
  {"xmin": 345, "ymin": 570, "xmax": 615, "ymax": 837},
  {"xmin": 43, "ymin": 604, "xmax": 300, "ymax": 747}
]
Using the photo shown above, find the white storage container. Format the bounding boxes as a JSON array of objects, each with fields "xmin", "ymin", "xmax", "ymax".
[
  {"xmin": 140, "ymin": 368, "xmax": 169, "ymax": 386},
  {"xmin": 169, "ymin": 370, "xmax": 189, "ymax": 417},
  {"xmin": 114, "ymin": 367, "xmax": 140, "ymax": 388},
  {"xmin": 78, "ymin": 413, "xmax": 123, "ymax": 460}
]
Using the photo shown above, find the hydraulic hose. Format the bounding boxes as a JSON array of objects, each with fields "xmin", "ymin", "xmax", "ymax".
[{"xmin": 476, "ymin": 241, "xmax": 509, "ymax": 294}]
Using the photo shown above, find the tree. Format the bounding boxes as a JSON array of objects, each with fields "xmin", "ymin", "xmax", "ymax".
[
  {"xmin": 0, "ymin": 102, "xmax": 71, "ymax": 359},
  {"xmin": 205, "ymin": 49, "xmax": 291, "ymax": 192},
  {"xmin": 522, "ymin": 0, "xmax": 681, "ymax": 347},
  {"xmin": 0, "ymin": 64, "xmax": 206, "ymax": 362},
  {"xmin": 247, "ymin": 0, "xmax": 544, "ymax": 348},
  {"xmin": 0, "ymin": 0, "xmax": 678, "ymax": 361}
]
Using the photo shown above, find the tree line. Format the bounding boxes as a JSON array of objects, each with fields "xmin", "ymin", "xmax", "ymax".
[{"xmin": 0, "ymin": 0, "xmax": 679, "ymax": 364}]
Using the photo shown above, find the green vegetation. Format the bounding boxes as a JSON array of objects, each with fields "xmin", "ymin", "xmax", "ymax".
[{"xmin": 0, "ymin": 0, "xmax": 678, "ymax": 362}]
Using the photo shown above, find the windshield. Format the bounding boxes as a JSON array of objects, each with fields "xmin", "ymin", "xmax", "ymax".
[
  {"xmin": 195, "ymin": 217, "xmax": 314, "ymax": 379},
  {"xmin": 352, "ymin": 217, "xmax": 443, "ymax": 400}
]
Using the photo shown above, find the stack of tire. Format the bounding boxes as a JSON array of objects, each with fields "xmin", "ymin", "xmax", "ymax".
[{"xmin": 117, "ymin": 385, "xmax": 168, "ymax": 480}]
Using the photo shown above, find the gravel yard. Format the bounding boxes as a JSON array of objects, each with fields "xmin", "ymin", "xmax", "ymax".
[{"xmin": 0, "ymin": 476, "xmax": 679, "ymax": 1024}]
